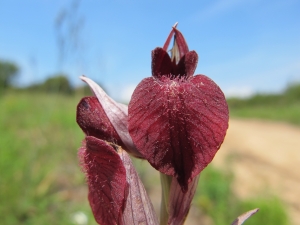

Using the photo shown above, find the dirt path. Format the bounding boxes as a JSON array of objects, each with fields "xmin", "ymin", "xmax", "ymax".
[{"xmin": 211, "ymin": 119, "xmax": 300, "ymax": 225}]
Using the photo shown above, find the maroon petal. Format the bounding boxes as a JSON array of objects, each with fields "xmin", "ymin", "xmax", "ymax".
[
  {"xmin": 80, "ymin": 76, "xmax": 143, "ymax": 158},
  {"xmin": 153, "ymin": 25, "xmax": 198, "ymax": 78},
  {"xmin": 151, "ymin": 47, "xmax": 198, "ymax": 78},
  {"xmin": 128, "ymin": 75, "xmax": 229, "ymax": 191},
  {"xmin": 172, "ymin": 28, "xmax": 189, "ymax": 59},
  {"xmin": 79, "ymin": 137, "xmax": 158, "ymax": 225},
  {"xmin": 162, "ymin": 23, "xmax": 189, "ymax": 58},
  {"xmin": 176, "ymin": 50, "xmax": 198, "ymax": 78},
  {"xmin": 168, "ymin": 175, "xmax": 200, "ymax": 225},
  {"xmin": 151, "ymin": 47, "xmax": 173, "ymax": 77},
  {"xmin": 77, "ymin": 97, "xmax": 125, "ymax": 147},
  {"xmin": 79, "ymin": 136, "xmax": 127, "ymax": 225},
  {"xmin": 119, "ymin": 151, "xmax": 159, "ymax": 225},
  {"xmin": 184, "ymin": 51, "xmax": 198, "ymax": 77},
  {"xmin": 162, "ymin": 22, "xmax": 177, "ymax": 51}
]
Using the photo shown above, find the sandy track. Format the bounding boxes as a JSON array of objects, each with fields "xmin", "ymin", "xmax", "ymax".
[{"xmin": 211, "ymin": 119, "xmax": 300, "ymax": 225}]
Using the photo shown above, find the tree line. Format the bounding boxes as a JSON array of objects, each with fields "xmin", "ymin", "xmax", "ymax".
[
  {"xmin": 227, "ymin": 83, "xmax": 300, "ymax": 108},
  {"xmin": 0, "ymin": 60, "xmax": 90, "ymax": 95}
]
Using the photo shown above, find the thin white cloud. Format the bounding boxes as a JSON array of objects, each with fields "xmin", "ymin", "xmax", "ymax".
[
  {"xmin": 223, "ymin": 60, "xmax": 300, "ymax": 98},
  {"xmin": 224, "ymin": 86, "xmax": 254, "ymax": 98},
  {"xmin": 199, "ymin": 45, "xmax": 300, "ymax": 96},
  {"xmin": 189, "ymin": 0, "xmax": 259, "ymax": 22},
  {"xmin": 119, "ymin": 84, "xmax": 137, "ymax": 103}
]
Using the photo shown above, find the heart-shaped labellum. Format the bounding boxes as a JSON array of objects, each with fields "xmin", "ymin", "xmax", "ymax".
[
  {"xmin": 128, "ymin": 26, "xmax": 228, "ymax": 191},
  {"xmin": 129, "ymin": 75, "xmax": 228, "ymax": 191}
]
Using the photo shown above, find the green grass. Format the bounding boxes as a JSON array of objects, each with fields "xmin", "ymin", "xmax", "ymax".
[
  {"xmin": 0, "ymin": 91, "xmax": 292, "ymax": 225},
  {"xmin": 227, "ymin": 83, "xmax": 300, "ymax": 125},
  {"xmin": 229, "ymin": 104, "xmax": 300, "ymax": 125},
  {"xmin": 240, "ymin": 198, "xmax": 289, "ymax": 225},
  {"xmin": 194, "ymin": 165, "xmax": 290, "ymax": 225},
  {"xmin": 0, "ymin": 92, "xmax": 96, "ymax": 225}
]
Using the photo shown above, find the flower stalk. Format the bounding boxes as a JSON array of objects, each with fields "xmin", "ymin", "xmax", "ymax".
[{"xmin": 160, "ymin": 174, "xmax": 172, "ymax": 225}]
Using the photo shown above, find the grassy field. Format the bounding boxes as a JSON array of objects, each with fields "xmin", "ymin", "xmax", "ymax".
[
  {"xmin": 228, "ymin": 103, "xmax": 300, "ymax": 125},
  {"xmin": 194, "ymin": 165, "xmax": 289, "ymax": 225},
  {"xmin": 227, "ymin": 83, "xmax": 300, "ymax": 125},
  {"xmin": 0, "ymin": 91, "xmax": 291, "ymax": 225},
  {"xmin": 0, "ymin": 92, "xmax": 96, "ymax": 225}
]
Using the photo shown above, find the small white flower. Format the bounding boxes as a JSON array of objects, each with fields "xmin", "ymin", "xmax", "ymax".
[{"xmin": 72, "ymin": 211, "xmax": 88, "ymax": 225}]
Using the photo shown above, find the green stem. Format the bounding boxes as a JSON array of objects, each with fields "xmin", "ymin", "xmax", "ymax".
[{"xmin": 160, "ymin": 173, "xmax": 172, "ymax": 225}]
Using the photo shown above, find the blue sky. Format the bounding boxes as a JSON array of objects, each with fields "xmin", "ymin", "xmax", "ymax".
[{"xmin": 0, "ymin": 0, "xmax": 299, "ymax": 101}]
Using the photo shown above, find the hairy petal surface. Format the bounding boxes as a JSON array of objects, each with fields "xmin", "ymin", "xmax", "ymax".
[
  {"xmin": 80, "ymin": 76, "xmax": 142, "ymax": 158},
  {"xmin": 151, "ymin": 48, "xmax": 198, "ymax": 78},
  {"xmin": 176, "ymin": 50, "xmax": 198, "ymax": 78},
  {"xmin": 151, "ymin": 47, "xmax": 173, "ymax": 77},
  {"xmin": 77, "ymin": 97, "xmax": 125, "ymax": 147},
  {"xmin": 79, "ymin": 137, "xmax": 158, "ymax": 225},
  {"xmin": 153, "ymin": 25, "xmax": 198, "ymax": 78},
  {"xmin": 79, "ymin": 136, "xmax": 127, "ymax": 225},
  {"xmin": 128, "ymin": 75, "xmax": 229, "ymax": 191}
]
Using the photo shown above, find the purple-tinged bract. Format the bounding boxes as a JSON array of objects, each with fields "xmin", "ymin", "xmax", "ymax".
[{"xmin": 76, "ymin": 78, "xmax": 159, "ymax": 224}]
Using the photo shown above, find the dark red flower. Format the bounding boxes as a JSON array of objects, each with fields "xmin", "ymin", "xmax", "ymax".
[
  {"xmin": 128, "ymin": 25, "xmax": 229, "ymax": 192},
  {"xmin": 75, "ymin": 24, "xmax": 260, "ymax": 225},
  {"xmin": 76, "ymin": 76, "xmax": 158, "ymax": 225}
]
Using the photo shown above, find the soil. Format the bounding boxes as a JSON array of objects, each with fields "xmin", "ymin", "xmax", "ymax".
[{"xmin": 210, "ymin": 118, "xmax": 300, "ymax": 225}]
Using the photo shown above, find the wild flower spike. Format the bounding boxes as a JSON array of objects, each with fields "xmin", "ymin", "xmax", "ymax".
[
  {"xmin": 128, "ymin": 25, "xmax": 229, "ymax": 192},
  {"xmin": 76, "ymin": 78, "xmax": 158, "ymax": 224}
]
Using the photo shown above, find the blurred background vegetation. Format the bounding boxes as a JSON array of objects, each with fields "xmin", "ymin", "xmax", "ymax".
[
  {"xmin": 1, "ymin": 58, "xmax": 297, "ymax": 224},
  {"xmin": 1, "ymin": 0, "xmax": 299, "ymax": 224}
]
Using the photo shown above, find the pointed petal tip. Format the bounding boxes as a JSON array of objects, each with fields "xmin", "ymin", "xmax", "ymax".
[
  {"xmin": 80, "ymin": 75, "xmax": 86, "ymax": 80},
  {"xmin": 78, "ymin": 75, "xmax": 144, "ymax": 159},
  {"xmin": 173, "ymin": 22, "xmax": 178, "ymax": 29},
  {"xmin": 231, "ymin": 208, "xmax": 259, "ymax": 225},
  {"xmin": 169, "ymin": 175, "xmax": 200, "ymax": 224}
]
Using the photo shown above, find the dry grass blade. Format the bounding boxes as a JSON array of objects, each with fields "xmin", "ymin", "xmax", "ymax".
[{"xmin": 231, "ymin": 208, "xmax": 259, "ymax": 225}]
